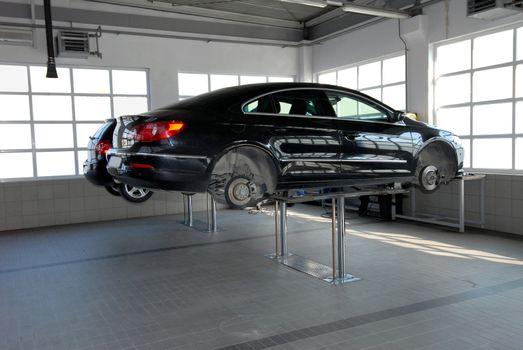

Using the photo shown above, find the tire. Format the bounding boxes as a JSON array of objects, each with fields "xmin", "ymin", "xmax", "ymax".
[
  {"xmin": 225, "ymin": 175, "xmax": 257, "ymax": 209},
  {"xmin": 119, "ymin": 184, "xmax": 154, "ymax": 203},
  {"xmin": 105, "ymin": 185, "xmax": 121, "ymax": 197},
  {"xmin": 418, "ymin": 165, "xmax": 440, "ymax": 193}
]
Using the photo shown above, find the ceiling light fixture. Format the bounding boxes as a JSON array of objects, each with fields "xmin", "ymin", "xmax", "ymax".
[
  {"xmin": 342, "ymin": 3, "xmax": 411, "ymax": 19},
  {"xmin": 279, "ymin": 0, "xmax": 328, "ymax": 8}
]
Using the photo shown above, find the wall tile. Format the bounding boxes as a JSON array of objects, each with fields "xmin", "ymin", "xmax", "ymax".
[
  {"xmin": 511, "ymin": 181, "xmax": 523, "ymax": 200},
  {"xmin": 495, "ymin": 215, "xmax": 512, "ymax": 233},
  {"xmin": 37, "ymin": 199, "xmax": 54, "ymax": 215},
  {"xmin": 494, "ymin": 180, "xmax": 511, "ymax": 199},
  {"xmin": 21, "ymin": 185, "xmax": 38, "ymax": 201},
  {"xmin": 52, "ymin": 183, "xmax": 70, "ymax": 199},
  {"xmin": 5, "ymin": 201, "xmax": 22, "ymax": 217},
  {"xmin": 53, "ymin": 198, "xmax": 70, "ymax": 213},
  {"xmin": 4, "ymin": 186, "xmax": 20, "ymax": 202},
  {"xmin": 511, "ymin": 199, "xmax": 523, "ymax": 218},
  {"xmin": 22, "ymin": 201, "xmax": 38, "ymax": 216},
  {"xmin": 37, "ymin": 185, "xmax": 54, "ymax": 200}
]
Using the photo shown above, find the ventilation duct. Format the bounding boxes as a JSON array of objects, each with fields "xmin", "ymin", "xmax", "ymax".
[
  {"xmin": 0, "ymin": 26, "xmax": 33, "ymax": 46},
  {"xmin": 56, "ymin": 31, "xmax": 90, "ymax": 58},
  {"xmin": 43, "ymin": 0, "xmax": 57, "ymax": 78},
  {"xmin": 467, "ymin": 0, "xmax": 523, "ymax": 20}
]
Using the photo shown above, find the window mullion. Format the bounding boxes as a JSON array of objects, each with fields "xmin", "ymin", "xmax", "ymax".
[
  {"xmin": 27, "ymin": 64, "xmax": 37, "ymax": 178},
  {"xmin": 513, "ymin": 28, "xmax": 517, "ymax": 171},
  {"xmin": 109, "ymin": 70, "xmax": 115, "ymax": 119},
  {"xmin": 470, "ymin": 38, "xmax": 475, "ymax": 169},
  {"xmin": 70, "ymin": 68, "xmax": 79, "ymax": 176}
]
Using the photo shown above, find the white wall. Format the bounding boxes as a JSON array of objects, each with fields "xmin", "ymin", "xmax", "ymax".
[
  {"xmin": 0, "ymin": 26, "xmax": 297, "ymax": 232},
  {"xmin": 311, "ymin": 0, "xmax": 523, "ymax": 235},
  {"xmin": 312, "ymin": 19, "xmax": 405, "ymax": 75},
  {"xmin": 0, "ymin": 29, "xmax": 297, "ymax": 108}
]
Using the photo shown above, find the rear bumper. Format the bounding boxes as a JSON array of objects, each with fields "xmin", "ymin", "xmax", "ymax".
[
  {"xmin": 83, "ymin": 160, "xmax": 115, "ymax": 187},
  {"xmin": 106, "ymin": 151, "xmax": 210, "ymax": 193}
]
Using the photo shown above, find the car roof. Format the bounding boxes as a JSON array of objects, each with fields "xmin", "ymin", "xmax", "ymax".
[{"xmin": 156, "ymin": 82, "xmax": 390, "ymax": 113}]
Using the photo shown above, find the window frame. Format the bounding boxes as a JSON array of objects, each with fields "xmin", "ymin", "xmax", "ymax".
[
  {"xmin": 177, "ymin": 71, "xmax": 295, "ymax": 101},
  {"xmin": 0, "ymin": 62, "xmax": 150, "ymax": 182},
  {"xmin": 324, "ymin": 90, "xmax": 390, "ymax": 122},
  {"xmin": 315, "ymin": 52, "xmax": 407, "ymax": 112},
  {"xmin": 432, "ymin": 24, "xmax": 523, "ymax": 174},
  {"xmin": 241, "ymin": 87, "xmax": 396, "ymax": 123}
]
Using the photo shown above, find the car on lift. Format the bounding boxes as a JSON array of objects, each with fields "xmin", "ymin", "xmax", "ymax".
[
  {"xmin": 83, "ymin": 119, "xmax": 154, "ymax": 203},
  {"xmin": 106, "ymin": 83, "xmax": 464, "ymax": 208}
]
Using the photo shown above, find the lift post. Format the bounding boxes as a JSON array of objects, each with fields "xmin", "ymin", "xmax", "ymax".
[
  {"xmin": 267, "ymin": 186, "xmax": 408, "ymax": 285},
  {"xmin": 182, "ymin": 192, "xmax": 219, "ymax": 232},
  {"xmin": 182, "ymin": 193, "xmax": 193, "ymax": 227}
]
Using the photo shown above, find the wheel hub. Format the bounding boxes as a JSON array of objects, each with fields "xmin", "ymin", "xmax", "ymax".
[
  {"xmin": 233, "ymin": 183, "xmax": 250, "ymax": 201},
  {"xmin": 124, "ymin": 184, "xmax": 150, "ymax": 199},
  {"xmin": 420, "ymin": 165, "xmax": 439, "ymax": 191},
  {"xmin": 226, "ymin": 177, "xmax": 256, "ymax": 207}
]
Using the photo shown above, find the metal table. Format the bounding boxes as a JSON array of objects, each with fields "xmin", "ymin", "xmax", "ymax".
[{"xmin": 394, "ymin": 174, "xmax": 486, "ymax": 233}]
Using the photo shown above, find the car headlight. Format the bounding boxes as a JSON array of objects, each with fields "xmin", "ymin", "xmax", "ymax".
[{"xmin": 449, "ymin": 135, "xmax": 461, "ymax": 145}]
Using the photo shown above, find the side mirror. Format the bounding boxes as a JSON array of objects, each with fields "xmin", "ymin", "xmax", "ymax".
[{"xmin": 390, "ymin": 111, "xmax": 406, "ymax": 123}]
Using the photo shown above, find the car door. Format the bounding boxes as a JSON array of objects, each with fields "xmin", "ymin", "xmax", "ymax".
[
  {"xmin": 324, "ymin": 90, "xmax": 414, "ymax": 179},
  {"xmin": 242, "ymin": 89, "xmax": 341, "ymax": 182}
]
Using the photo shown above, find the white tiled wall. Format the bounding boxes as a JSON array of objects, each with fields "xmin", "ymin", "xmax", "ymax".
[
  {"xmin": 0, "ymin": 179, "xmax": 213, "ymax": 232},
  {"xmin": 403, "ymin": 175, "xmax": 523, "ymax": 235}
]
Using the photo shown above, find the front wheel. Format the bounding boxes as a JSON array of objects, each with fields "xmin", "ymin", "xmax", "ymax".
[
  {"xmin": 119, "ymin": 184, "xmax": 154, "ymax": 203},
  {"xmin": 418, "ymin": 165, "xmax": 440, "ymax": 193}
]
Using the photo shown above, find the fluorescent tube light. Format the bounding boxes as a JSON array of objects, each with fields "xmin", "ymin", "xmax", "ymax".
[
  {"xmin": 342, "ymin": 3, "xmax": 411, "ymax": 19},
  {"xmin": 279, "ymin": 0, "xmax": 328, "ymax": 8}
]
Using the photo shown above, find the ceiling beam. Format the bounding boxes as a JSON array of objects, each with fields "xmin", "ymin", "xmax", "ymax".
[
  {"xmin": 84, "ymin": 0, "xmax": 303, "ymax": 29},
  {"xmin": 0, "ymin": 1, "xmax": 303, "ymax": 43}
]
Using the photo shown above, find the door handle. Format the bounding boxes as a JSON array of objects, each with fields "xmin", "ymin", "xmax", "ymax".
[{"xmin": 343, "ymin": 134, "xmax": 357, "ymax": 141}]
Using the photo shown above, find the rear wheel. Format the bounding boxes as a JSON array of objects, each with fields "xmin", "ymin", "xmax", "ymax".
[
  {"xmin": 208, "ymin": 147, "xmax": 277, "ymax": 209},
  {"xmin": 104, "ymin": 185, "xmax": 121, "ymax": 197},
  {"xmin": 225, "ymin": 176, "xmax": 257, "ymax": 208},
  {"xmin": 119, "ymin": 184, "xmax": 154, "ymax": 203}
]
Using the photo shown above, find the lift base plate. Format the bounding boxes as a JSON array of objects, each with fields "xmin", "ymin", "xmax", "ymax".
[{"xmin": 266, "ymin": 253, "xmax": 360, "ymax": 285}]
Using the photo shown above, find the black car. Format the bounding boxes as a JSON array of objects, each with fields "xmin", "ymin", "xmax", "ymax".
[
  {"xmin": 83, "ymin": 119, "xmax": 154, "ymax": 203},
  {"xmin": 107, "ymin": 83, "xmax": 464, "ymax": 207}
]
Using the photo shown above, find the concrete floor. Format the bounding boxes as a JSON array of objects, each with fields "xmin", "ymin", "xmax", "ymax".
[{"xmin": 1, "ymin": 204, "xmax": 523, "ymax": 350}]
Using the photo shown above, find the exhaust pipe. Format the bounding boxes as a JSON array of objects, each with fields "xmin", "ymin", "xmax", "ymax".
[{"xmin": 43, "ymin": 0, "xmax": 58, "ymax": 78}]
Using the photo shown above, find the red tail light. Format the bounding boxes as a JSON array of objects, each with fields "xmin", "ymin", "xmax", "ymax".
[
  {"xmin": 129, "ymin": 162, "xmax": 154, "ymax": 169},
  {"xmin": 131, "ymin": 121, "xmax": 184, "ymax": 142},
  {"xmin": 95, "ymin": 139, "xmax": 112, "ymax": 155}
]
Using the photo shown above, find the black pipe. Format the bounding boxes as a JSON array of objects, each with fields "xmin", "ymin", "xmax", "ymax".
[{"xmin": 43, "ymin": 0, "xmax": 58, "ymax": 78}]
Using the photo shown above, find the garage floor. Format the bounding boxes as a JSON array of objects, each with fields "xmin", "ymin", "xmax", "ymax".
[{"xmin": 1, "ymin": 205, "xmax": 523, "ymax": 350}]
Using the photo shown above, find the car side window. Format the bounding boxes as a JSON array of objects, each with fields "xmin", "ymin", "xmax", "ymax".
[
  {"xmin": 243, "ymin": 89, "xmax": 335, "ymax": 117},
  {"xmin": 243, "ymin": 95, "xmax": 274, "ymax": 113},
  {"xmin": 271, "ymin": 90, "xmax": 325, "ymax": 116},
  {"xmin": 326, "ymin": 91, "xmax": 389, "ymax": 122}
]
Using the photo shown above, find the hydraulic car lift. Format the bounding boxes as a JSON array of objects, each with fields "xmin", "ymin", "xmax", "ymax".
[
  {"xmin": 266, "ymin": 186, "xmax": 409, "ymax": 285},
  {"xmin": 180, "ymin": 175, "xmax": 484, "ymax": 284}
]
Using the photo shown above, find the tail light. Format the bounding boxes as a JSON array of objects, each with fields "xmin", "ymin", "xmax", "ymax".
[
  {"xmin": 130, "ymin": 120, "xmax": 184, "ymax": 142},
  {"xmin": 95, "ymin": 139, "xmax": 112, "ymax": 155}
]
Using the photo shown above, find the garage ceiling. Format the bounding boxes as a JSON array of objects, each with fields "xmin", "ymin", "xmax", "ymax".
[
  {"xmin": 156, "ymin": 0, "xmax": 334, "ymax": 22},
  {"xmin": 0, "ymin": 0, "xmax": 424, "ymax": 44}
]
